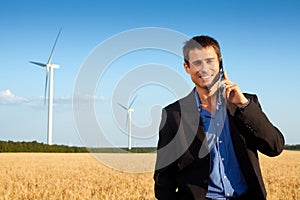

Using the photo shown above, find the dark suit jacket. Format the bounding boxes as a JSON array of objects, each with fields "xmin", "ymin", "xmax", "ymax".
[{"xmin": 154, "ymin": 90, "xmax": 284, "ymax": 200}]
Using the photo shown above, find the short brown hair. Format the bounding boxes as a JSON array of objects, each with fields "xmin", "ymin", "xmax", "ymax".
[{"xmin": 183, "ymin": 35, "xmax": 222, "ymax": 67}]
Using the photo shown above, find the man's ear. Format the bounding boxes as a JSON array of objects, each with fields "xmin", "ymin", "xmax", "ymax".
[{"xmin": 184, "ymin": 62, "xmax": 190, "ymax": 74}]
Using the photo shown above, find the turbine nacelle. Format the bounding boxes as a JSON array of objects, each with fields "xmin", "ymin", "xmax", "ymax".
[
  {"xmin": 47, "ymin": 63, "xmax": 60, "ymax": 69},
  {"xmin": 128, "ymin": 108, "xmax": 134, "ymax": 113},
  {"xmin": 30, "ymin": 62, "xmax": 60, "ymax": 69}
]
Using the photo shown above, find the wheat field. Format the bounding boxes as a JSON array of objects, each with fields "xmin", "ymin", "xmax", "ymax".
[{"xmin": 0, "ymin": 150, "xmax": 299, "ymax": 200}]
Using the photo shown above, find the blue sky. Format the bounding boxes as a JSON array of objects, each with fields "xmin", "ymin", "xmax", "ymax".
[{"xmin": 0, "ymin": 0, "xmax": 299, "ymax": 147}]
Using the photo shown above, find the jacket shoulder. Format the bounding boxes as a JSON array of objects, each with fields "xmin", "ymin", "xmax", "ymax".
[
  {"xmin": 164, "ymin": 100, "xmax": 180, "ymax": 112},
  {"xmin": 163, "ymin": 90, "xmax": 195, "ymax": 113}
]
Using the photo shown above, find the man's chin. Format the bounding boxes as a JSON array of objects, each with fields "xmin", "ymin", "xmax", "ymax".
[
  {"xmin": 197, "ymin": 83, "xmax": 212, "ymax": 90},
  {"xmin": 200, "ymin": 80, "xmax": 214, "ymax": 88}
]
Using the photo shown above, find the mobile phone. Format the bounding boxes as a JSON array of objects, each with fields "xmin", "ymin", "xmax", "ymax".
[{"xmin": 219, "ymin": 60, "xmax": 225, "ymax": 91}]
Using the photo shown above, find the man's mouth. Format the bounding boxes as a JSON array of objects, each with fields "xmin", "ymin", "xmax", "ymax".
[{"xmin": 199, "ymin": 75, "xmax": 212, "ymax": 79}]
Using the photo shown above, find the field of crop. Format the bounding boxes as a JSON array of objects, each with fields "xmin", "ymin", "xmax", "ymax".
[{"xmin": 0, "ymin": 150, "xmax": 298, "ymax": 200}]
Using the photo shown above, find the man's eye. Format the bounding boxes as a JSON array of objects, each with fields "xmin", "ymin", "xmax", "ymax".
[{"xmin": 192, "ymin": 61, "xmax": 201, "ymax": 66}]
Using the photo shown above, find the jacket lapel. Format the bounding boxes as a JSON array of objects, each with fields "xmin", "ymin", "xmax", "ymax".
[
  {"xmin": 178, "ymin": 90, "xmax": 209, "ymax": 161},
  {"xmin": 180, "ymin": 90, "xmax": 205, "ymax": 142}
]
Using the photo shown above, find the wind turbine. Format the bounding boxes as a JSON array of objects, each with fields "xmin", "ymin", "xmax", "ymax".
[
  {"xmin": 118, "ymin": 96, "xmax": 137, "ymax": 150},
  {"xmin": 30, "ymin": 28, "xmax": 62, "ymax": 145}
]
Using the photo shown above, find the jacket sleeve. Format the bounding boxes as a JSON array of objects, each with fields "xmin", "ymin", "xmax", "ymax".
[
  {"xmin": 154, "ymin": 108, "xmax": 178, "ymax": 200},
  {"xmin": 236, "ymin": 94, "xmax": 285, "ymax": 156}
]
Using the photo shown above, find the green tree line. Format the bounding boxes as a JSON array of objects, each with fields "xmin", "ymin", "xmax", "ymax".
[
  {"xmin": 0, "ymin": 140, "xmax": 88, "ymax": 153},
  {"xmin": 1, "ymin": 140, "xmax": 298, "ymax": 152},
  {"xmin": 0, "ymin": 140, "xmax": 157, "ymax": 153},
  {"xmin": 284, "ymin": 144, "xmax": 300, "ymax": 151}
]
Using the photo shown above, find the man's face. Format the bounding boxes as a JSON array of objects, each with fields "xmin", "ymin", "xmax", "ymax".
[{"xmin": 184, "ymin": 46, "xmax": 221, "ymax": 90}]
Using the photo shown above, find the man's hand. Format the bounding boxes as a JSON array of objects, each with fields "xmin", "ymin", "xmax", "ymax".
[{"xmin": 220, "ymin": 71, "xmax": 249, "ymax": 108}]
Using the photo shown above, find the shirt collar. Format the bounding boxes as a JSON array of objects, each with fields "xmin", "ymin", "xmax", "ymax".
[
  {"xmin": 194, "ymin": 87, "xmax": 225, "ymax": 113},
  {"xmin": 194, "ymin": 88, "xmax": 201, "ymax": 111}
]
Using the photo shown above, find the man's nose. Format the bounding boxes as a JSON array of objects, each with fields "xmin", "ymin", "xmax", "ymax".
[{"xmin": 196, "ymin": 63, "xmax": 209, "ymax": 71}]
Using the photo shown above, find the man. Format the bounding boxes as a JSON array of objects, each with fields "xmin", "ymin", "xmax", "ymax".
[{"xmin": 154, "ymin": 35, "xmax": 284, "ymax": 200}]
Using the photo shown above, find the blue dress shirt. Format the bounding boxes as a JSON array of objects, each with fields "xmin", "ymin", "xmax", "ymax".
[{"xmin": 194, "ymin": 89, "xmax": 248, "ymax": 199}]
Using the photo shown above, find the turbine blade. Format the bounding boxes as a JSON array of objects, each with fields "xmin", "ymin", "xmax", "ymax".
[
  {"xmin": 29, "ymin": 61, "xmax": 47, "ymax": 67},
  {"xmin": 47, "ymin": 27, "xmax": 62, "ymax": 64},
  {"xmin": 128, "ymin": 95, "xmax": 138, "ymax": 108},
  {"xmin": 118, "ymin": 103, "xmax": 128, "ymax": 110},
  {"xmin": 44, "ymin": 70, "xmax": 49, "ymax": 106}
]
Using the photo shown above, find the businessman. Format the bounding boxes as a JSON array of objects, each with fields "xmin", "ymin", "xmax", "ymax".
[{"xmin": 154, "ymin": 35, "xmax": 284, "ymax": 200}]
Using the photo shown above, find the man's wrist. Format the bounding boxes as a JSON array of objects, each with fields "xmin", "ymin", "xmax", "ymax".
[
  {"xmin": 237, "ymin": 98, "xmax": 250, "ymax": 108},
  {"xmin": 238, "ymin": 98, "xmax": 251, "ymax": 112}
]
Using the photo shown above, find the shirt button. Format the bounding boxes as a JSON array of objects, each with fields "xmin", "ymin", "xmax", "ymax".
[
  {"xmin": 224, "ymin": 175, "xmax": 227, "ymax": 179},
  {"xmin": 219, "ymin": 140, "xmax": 222, "ymax": 143},
  {"xmin": 216, "ymin": 123, "xmax": 220, "ymax": 126},
  {"xmin": 226, "ymin": 193, "xmax": 231, "ymax": 197},
  {"xmin": 221, "ymin": 158, "xmax": 224, "ymax": 161}
]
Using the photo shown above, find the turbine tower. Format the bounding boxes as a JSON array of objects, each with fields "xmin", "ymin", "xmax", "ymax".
[
  {"xmin": 118, "ymin": 96, "xmax": 137, "ymax": 150},
  {"xmin": 30, "ymin": 28, "xmax": 62, "ymax": 145}
]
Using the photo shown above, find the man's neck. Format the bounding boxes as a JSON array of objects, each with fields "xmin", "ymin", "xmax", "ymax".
[{"xmin": 196, "ymin": 86, "xmax": 218, "ymax": 114}]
